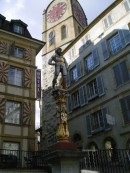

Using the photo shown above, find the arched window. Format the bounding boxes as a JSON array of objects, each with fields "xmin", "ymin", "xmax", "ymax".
[
  {"xmin": 61, "ymin": 25, "xmax": 67, "ymax": 40},
  {"xmin": 73, "ymin": 133, "xmax": 81, "ymax": 143},
  {"xmin": 104, "ymin": 137, "xmax": 117, "ymax": 161},
  {"xmin": 104, "ymin": 137, "xmax": 116, "ymax": 149},
  {"xmin": 49, "ymin": 30, "xmax": 55, "ymax": 46}
]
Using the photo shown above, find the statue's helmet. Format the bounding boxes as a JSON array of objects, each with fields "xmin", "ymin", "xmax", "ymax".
[{"xmin": 55, "ymin": 47, "xmax": 62, "ymax": 55}]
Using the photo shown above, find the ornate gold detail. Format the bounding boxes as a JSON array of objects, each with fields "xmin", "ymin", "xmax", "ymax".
[{"xmin": 52, "ymin": 88, "xmax": 70, "ymax": 142}]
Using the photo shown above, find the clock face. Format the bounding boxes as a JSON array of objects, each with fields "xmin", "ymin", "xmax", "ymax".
[
  {"xmin": 73, "ymin": 4, "xmax": 86, "ymax": 27},
  {"xmin": 47, "ymin": 2, "xmax": 67, "ymax": 23}
]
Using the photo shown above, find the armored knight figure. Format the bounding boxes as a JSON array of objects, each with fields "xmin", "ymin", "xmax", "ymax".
[{"xmin": 48, "ymin": 48, "xmax": 68, "ymax": 89}]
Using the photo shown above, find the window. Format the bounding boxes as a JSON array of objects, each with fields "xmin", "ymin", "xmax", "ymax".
[
  {"xmin": 87, "ymin": 75, "xmax": 105, "ymax": 101},
  {"xmin": 61, "ymin": 25, "xmax": 67, "ymax": 39},
  {"xmin": 113, "ymin": 60, "xmax": 129, "ymax": 87},
  {"xmin": 86, "ymin": 54, "xmax": 94, "ymax": 72},
  {"xmin": 8, "ymin": 67, "xmax": 23, "ymax": 86},
  {"xmin": 120, "ymin": 95, "xmax": 130, "ymax": 124},
  {"xmin": 5, "ymin": 101, "xmax": 21, "ymax": 124},
  {"xmin": 85, "ymin": 49, "xmax": 99, "ymax": 73},
  {"xmin": 91, "ymin": 110, "xmax": 104, "ymax": 132},
  {"xmin": 86, "ymin": 108, "xmax": 111, "ymax": 137},
  {"xmin": 3, "ymin": 142, "xmax": 20, "ymax": 156},
  {"xmin": 87, "ymin": 79, "xmax": 98, "ymax": 100},
  {"xmin": 13, "ymin": 25, "xmax": 23, "ymax": 34},
  {"xmin": 71, "ymin": 91, "xmax": 80, "ymax": 109},
  {"xmin": 14, "ymin": 47, "xmax": 24, "ymax": 58},
  {"xmin": 123, "ymin": 0, "xmax": 130, "ymax": 12},
  {"xmin": 103, "ymin": 14, "xmax": 113, "ymax": 29},
  {"xmin": 69, "ymin": 48, "xmax": 75, "ymax": 61},
  {"xmin": 67, "ymin": 85, "xmax": 88, "ymax": 113},
  {"xmin": 70, "ymin": 61, "xmax": 82, "ymax": 83},
  {"xmin": 49, "ymin": 31, "xmax": 55, "ymax": 46},
  {"xmin": 101, "ymin": 26, "xmax": 130, "ymax": 59},
  {"xmin": 70, "ymin": 66, "xmax": 78, "ymax": 82},
  {"xmin": 108, "ymin": 33, "xmax": 122, "ymax": 55}
]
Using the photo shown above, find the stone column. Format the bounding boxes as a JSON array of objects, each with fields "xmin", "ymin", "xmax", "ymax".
[{"xmin": 46, "ymin": 150, "xmax": 83, "ymax": 173}]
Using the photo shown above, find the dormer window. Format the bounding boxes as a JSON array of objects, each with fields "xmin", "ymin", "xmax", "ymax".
[{"xmin": 13, "ymin": 25, "xmax": 23, "ymax": 34}]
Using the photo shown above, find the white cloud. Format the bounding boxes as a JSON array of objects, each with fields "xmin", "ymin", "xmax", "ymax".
[
  {"xmin": 5, "ymin": 0, "xmax": 11, "ymax": 3},
  {"xmin": 16, "ymin": 0, "xmax": 24, "ymax": 9}
]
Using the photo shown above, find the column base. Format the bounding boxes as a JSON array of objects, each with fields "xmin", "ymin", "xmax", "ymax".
[{"xmin": 50, "ymin": 141, "xmax": 77, "ymax": 151}]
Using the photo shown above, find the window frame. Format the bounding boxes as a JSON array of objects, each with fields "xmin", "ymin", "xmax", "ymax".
[
  {"xmin": 3, "ymin": 142, "xmax": 20, "ymax": 158},
  {"xmin": 8, "ymin": 66, "xmax": 23, "ymax": 87},
  {"xmin": 103, "ymin": 14, "xmax": 113, "ymax": 29},
  {"xmin": 71, "ymin": 90, "xmax": 80, "ymax": 109},
  {"xmin": 14, "ymin": 47, "xmax": 24, "ymax": 58},
  {"xmin": 91, "ymin": 110, "xmax": 104, "ymax": 133},
  {"xmin": 61, "ymin": 25, "xmax": 67, "ymax": 40},
  {"xmin": 13, "ymin": 25, "xmax": 23, "ymax": 34},
  {"xmin": 87, "ymin": 79, "xmax": 98, "ymax": 100},
  {"xmin": 5, "ymin": 100, "xmax": 21, "ymax": 125},
  {"xmin": 49, "ymin": 30, "xmax": 55, "ymax": 46},
  {"xmin": 108, "ymin": 33, "xmax": 122, "ymax": 55},
  {"xmin": 123, "ymin": 0, "xmax": 130, "ymax": 12}
]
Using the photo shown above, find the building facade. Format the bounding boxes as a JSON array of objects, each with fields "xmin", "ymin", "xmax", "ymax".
[
  {"xmin": 41, "ymin": 0, "xmax": 87, "ymax": 149},
  {"xmin": 63, "ymin": 0, "xmax": 130, "ymax": 149},
  {"xmin": 0, "ymin": 14, "xmax": 45, "ymax": 152}
]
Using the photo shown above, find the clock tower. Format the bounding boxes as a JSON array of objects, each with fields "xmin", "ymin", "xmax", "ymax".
[{"xmin": 41, "ymin": 0, "xmax": 87, "ymax": 149}]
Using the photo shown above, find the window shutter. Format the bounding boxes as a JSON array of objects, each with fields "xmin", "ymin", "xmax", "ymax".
[
  {"xmin": 67, "ymin": 95, "xmax": 72, "ymax": 113},
  {"xmin": 83, "ymin": 85, "xmax": 88, "ymax": 104},
  {"xmin": 124, "ymin": 0, "xmax": 130, "ymax": 12},
  {"xmin": 0, "ymin": 62, "xmax": 9, "ymax": 84},
  {"xmin": 86, "ymin": 84, "xmax": 91, "ymax": 100},
  {"xmin": 108, "ymin": 15, "xmax": 113, "ymax": 25},
  {"xmin": 120, "ymin": 96, "xmax": 130, "ymax": 123},
  {"xmin": 113, "ymin": 64, "xmax": 122, "ymax": 86},
  {"xmin": 92, "ymin": 48, "xmax": 100, "ymax": 67},
  {"xmin": 120, "ymin": 60, "xmax": 130, "ymax": 83},
  {"xmin": 0, "ymin": 98, "xmax": 6, "ymax": 122},
  {"xmin": 96, "ymin": 75, "xmax": 105, "ymax": 97},
  {"xmin": 79, "ymin": 86, "xmax": 85, "ymax": 106},
  {"xmin": 23, "ymin": 102, "xmax": 31, "ymax": 125},
  {"xmin": 101, "ymin": 107, "xmax": 111, "ymax": 131},
  {"xmin": 77, "ymin": 61, "xmax": 82, "ymax": 79},
  {"xmin": 24, "ymin": 68, "xmax": 32, "ymax": 88},
  {"xmin": 121, "ymin": 25, "xmax": 130, "ymax": 45},
  {"xmin": 101, "ymin": 40, "xmax": 109, "ymax": 60},
  {"xmin": 86, "ymin": 115, "xmax": 92, "ymax": 137}
]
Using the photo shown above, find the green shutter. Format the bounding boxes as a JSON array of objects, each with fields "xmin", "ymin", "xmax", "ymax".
[
  {"xmin": 96, "ymin": 75, "xmax": 105, "ymax": 97},
  {"xmin": 101, "ymin": 40, "xmax": 109, "ymax": 60},
  {"xmin": 101, "ymin": 107, "xmax": 111, "ymax": 131}
]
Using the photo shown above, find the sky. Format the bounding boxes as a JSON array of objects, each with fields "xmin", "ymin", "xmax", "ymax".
[{"xmin": 0, "ymin": 0, "xmax": 115, "ymax": 128}]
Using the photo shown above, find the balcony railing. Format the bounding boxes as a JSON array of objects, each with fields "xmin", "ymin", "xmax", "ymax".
[
  {"xmin": 0, "ymin": 149, "xmax": 51, "ymax": 170},
  {"xmin": 0, "ymin": 148, "xmax": 129, "ymax": 173},
  {"xmin": 80, "ymin": 149, "xmax": 130, "ymax": 173}
]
